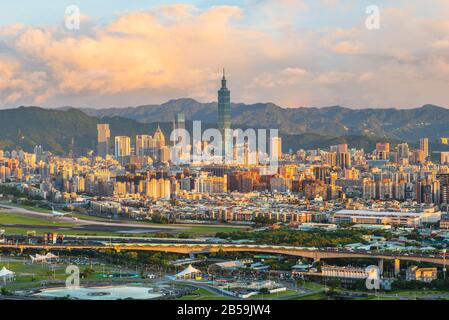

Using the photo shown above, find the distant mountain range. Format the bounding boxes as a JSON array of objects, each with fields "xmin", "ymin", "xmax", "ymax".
[
  {"xmin": 0, "ymin": 100, "xmax": 448, "ymax": 154},
  {"xmin": 78, "ymin": 99, "xmax": 449, "ymax": 141}
]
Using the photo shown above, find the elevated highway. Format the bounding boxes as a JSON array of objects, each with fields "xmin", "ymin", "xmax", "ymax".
[{"xmin": 0, "ymin": 242, "xmax": 446, "ymax": 266}]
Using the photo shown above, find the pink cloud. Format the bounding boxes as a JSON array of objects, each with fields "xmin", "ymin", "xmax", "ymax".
[{"xmin": 0, "ymin": 2, "xmax": 448, "ymax": 109}]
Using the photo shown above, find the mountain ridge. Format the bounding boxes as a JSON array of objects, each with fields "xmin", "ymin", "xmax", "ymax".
[
  {"xmin": 2, "ymin": 102, "xmax": 448, "ymax": 154},
  {"xmin": 69, "ymin": 100, "xmax": 449, "ymax": 141}
]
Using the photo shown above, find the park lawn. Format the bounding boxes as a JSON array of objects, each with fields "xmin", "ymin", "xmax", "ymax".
[
  {"xmin": 1, "ymin": 259, "xmax": 68, "ymax": 286},
  {"xmin": 289, "ymin": 291, "xmax": 327, "ymax": 300},
  {"xmin": 252, "ymin": 289, "xmax": 297, "ymax": 299},
  {"xmin": 386, "ymin": 290, "xmax": 446, "ymax": 299},
  {"xmin": 4, "ymin": 282, "xmax": 43, "ymax": 290},
  {"xmin": 299, "ymin": 281, "xmax": 326, "ymax": 290},
  {"xmin": 1, "ymin": 258, "xmax": 119, "ymax": 290}
]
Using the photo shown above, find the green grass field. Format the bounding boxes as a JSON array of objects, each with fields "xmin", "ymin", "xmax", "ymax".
[
  {"xmin": 0, "ymin": 211, "xmax": 75, "ymax": 227},
  {"xmin": 299, "ymin": 281, "xmax": 326, "ymax": 290},
  {"xmin": 0, "ymin": 259, "xmax": 72, "ymax": 289},
  {"xmin": 0, "ymin": 202, "xmax": 249, "ymax": 237},
  {"xmin": 0, "ymin": 202, "xmax": 52, "ymax": 213},
  {"xmin": 0, "ymin": 257, "xmax": 126, "ymax": 290},
  {"xmin": 289, "ymin": 291, "xmax": 328, "ymax": 300},
  {"xmin": 0, "ymin": 206, "xmax": 246, "ymax": 237}
]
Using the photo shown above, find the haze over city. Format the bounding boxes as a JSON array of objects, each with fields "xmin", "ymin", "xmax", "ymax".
[{"xmin": 0, "ymin": 0, "xmax": 449, "ymax": 109}]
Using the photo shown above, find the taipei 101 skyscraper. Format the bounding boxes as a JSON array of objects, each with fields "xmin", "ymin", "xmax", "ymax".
[{"xmin": 218, "ymin": 69, "xmax": 232, "ymax": 157}]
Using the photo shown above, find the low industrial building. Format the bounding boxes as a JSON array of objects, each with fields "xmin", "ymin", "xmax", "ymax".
[
  {"xmin": 406, "ymin": 266, "xmax": 437, "ymax": 282},
  {"xmin": 209, "ymin": 259, "xmax": 253, "ymax": 272},
  {"xmin": 321, "ymin": 265, "xmax": 368, "ymax": 279},
  {"xmin": 332, "ymin": 209, "xmax": 441, "ymax": 226}
]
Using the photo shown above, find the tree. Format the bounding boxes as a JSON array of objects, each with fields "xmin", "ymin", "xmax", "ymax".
[
  {"xmin": 126, "ymin": 252, "xmax": 139, "ymax": 261},
  {"xmin": 1, "ymin": 287, "xmax": 12, "ymax": 296},
  {"xmin": 81, "ymin": 267, "xmax": 95, "ymax": 279},
  {"xmin": 252, "ymin": 216, "xmax": 273, "ymax": 227},
  {"xmin": 327, "ymin": 278, "xmax": 341, "ymax": 294},
  {"xmin": 259, "ymin": 288, "xmax": 270, "ymax": 295}
]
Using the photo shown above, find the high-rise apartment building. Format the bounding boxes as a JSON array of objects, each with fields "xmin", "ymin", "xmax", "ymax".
[
  {"xmin": 420, "ymin": 138, "xmax": 429, "ymax": 160},
  {"xmin": 114, "ymin": 136, "xmax": 131, "ymax": 158},
  {"xmin": 136, "ymin": 135, "xmax": 153, "ymax": 156},
  {"xmin": 413, "ymin": 150, "xmax": 425, "ymax": 164},
  {"xmin": 441, "ymin": 152, "xmax": 449, "ymax": 165},
  {"xmin": 271, "ymin": 137, "xmax": 282, "ymax": 159},
  {"xmin": 437, "ymin": 174, "xmax": 449, "ymax": 205},
  {"xmin": 397, "ymin": 143, "xmax": 410, "ymax": 160},
  {"xmin": 376, "ymin": 142, "xmax": 390, "ymax": 160}
]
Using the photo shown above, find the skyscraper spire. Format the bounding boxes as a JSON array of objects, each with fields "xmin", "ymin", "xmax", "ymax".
[{"xmin": 221, "ymin": 68, "xmax": 227, "ymax": 88}]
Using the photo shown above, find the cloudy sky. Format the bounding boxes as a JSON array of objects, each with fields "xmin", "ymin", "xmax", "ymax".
[{"xmin": 0, "ymin": 0, "xmax": 448, "ymax": 109}]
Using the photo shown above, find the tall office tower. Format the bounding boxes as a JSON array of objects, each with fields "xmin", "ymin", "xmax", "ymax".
[
  {"xmin": 397, "ymin": 143, "xmax": 410, "ymax": 159},
  {"xmin": 420, "ymin": 138, "xmax": 429, "ymax": 159},
  {"xmin": 217, "ymin": 69, "xmax": 232, "ymax": 157},
  {"xmin": 114, "ymin": 136, "xmax": 131, "ymax": 157},
  {"xmin": 153, "ymin": 125, "xmax": 166, "ymax": 148},
  {"xmin": 270, "ymin": 136, "xmax": 282, "ymax": 159},
  {"xmin": 174, "ymin": 113, "xmax": 186, "ymax": 134},
  {"xmin": 172, "ymin": 113, "xmax": 187, "ymax": 145},
  {"xmin": 97, "ymin": 124, "xmax": 111, "ymax": 158},
  {"xmin": 136, "ymin": 135, "xmax": 153, "ymax": 156},
  {"xmin": 376, "ymin": 142, "xmax": 390, "ymax": 160}
]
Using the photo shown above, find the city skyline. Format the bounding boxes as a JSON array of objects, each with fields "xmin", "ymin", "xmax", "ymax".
[
  {"xmin": 0, "ymin": 1, "xmax": 449, "ymax": 109},
  {"xmin": 2, "ymin": 1, "xmax": 449, "ymax": 305}
]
